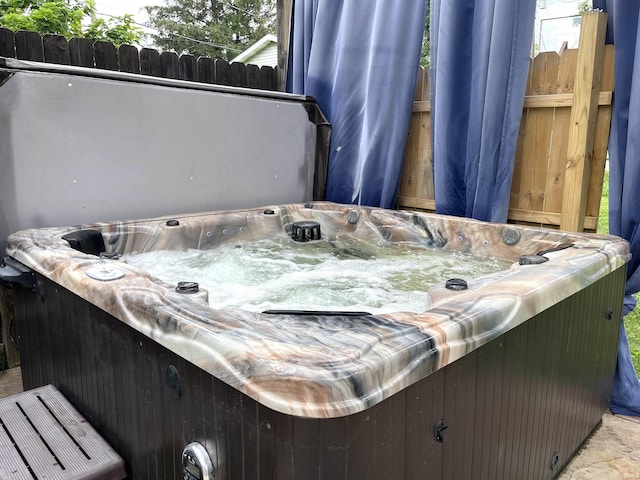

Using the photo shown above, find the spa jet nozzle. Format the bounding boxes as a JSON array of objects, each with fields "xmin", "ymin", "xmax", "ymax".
[{"xmin": 291, "ymin": 221, "xmax": 322, "ymax": 242}]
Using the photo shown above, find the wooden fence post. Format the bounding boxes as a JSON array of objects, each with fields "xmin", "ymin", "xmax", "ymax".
[
  {"xmin": 560, "ymin": 12, "xmax": 608, "ymax": 232},
  {"xmin": 277, "ymin": 0, "xmax": 292, "ymax": 91},
  {"xmin": 398, "ymin": 66, "xmax": 433, "ymax": 211}
]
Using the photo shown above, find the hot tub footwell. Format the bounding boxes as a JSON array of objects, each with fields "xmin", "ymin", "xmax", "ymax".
[{"xmin": 13, "ymin": 266, "xmax": 625, "ymax": 479}]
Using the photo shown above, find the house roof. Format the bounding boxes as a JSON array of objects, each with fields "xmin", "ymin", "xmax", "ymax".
[{"xmin": 232, "ymin": 34, "xmax": 278, "ymax": 66}]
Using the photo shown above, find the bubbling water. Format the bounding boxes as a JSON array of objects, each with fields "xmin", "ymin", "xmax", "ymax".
[{"xmin": 123, "ymin": 238, "xmax": 512, "ymax": 314}]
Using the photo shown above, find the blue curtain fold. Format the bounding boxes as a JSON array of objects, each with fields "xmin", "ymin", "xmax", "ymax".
[
  {"xmin": 286, "ymin": 0, "xmax": 428, "ymax": 208},
  {"xmin": 430, "ymin": 0, "xmax": 535, "ymax": 223},
  {"xmin": 594, "ymin": 0, "xmax": 640, "ymax": 417}
]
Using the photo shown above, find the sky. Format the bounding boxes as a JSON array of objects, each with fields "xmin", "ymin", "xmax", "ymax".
[
  {"xmin": 93, "ymin": 0, "xmax": 163, "ymax": 22},
  {"xmin": 93, "ymin": 0, "xmax": 583, "ymax": 54},
  {"xmin": 535, "ymin": 0, "xmax": 583, "ymax": 52},
  {"xmin": 93, "ymin": 0, "xmax": 165, "ymax": 45}
]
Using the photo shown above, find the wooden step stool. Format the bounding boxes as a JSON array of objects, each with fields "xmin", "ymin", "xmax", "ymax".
[{"xmin": 0, "ymin": 384, "xmax": 126, "ymax": 479}]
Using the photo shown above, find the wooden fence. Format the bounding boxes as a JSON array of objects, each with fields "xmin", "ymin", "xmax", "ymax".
[
  {"xmin": 0, "ymin": 28, "xmax": 277, "ymax": 90},
  {"xmin": 399, "ymin": 12, "xmax": 612, "ymax": 232}
]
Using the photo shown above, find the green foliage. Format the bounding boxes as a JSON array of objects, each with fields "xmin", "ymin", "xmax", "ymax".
[
  {"xmin": 145, "ymin": 0, "xmax": 276, "ymax": 59},
  {"xmin": 628, "ymin": 300, "xmax": 640, "ymax": 378},
  {"xmin": 420, "ymin": 6, "xmax": 429, "ymax": 67},
  {"xmin": 0, "ymin": 0, "xmax": 142, "ymax": 45},
  {"xmin": 578, "ymin": 1, "xmax": 594, "ymax": 15},
  {"xmin": 0, "ymin": 0, "xmax": 85, "ymax": 36},
  {"xmin": 597, "ymin": 170, "xmax": 609, "ymax": 235},
  {"xmin": 83, "ymin": 14, "xmax": 141, "ymax": 46}
]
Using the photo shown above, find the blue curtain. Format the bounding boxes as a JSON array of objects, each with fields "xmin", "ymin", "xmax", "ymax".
[
  {"xmin": 430, "ymin": 0, "xmax": 535, "ymax": 223},
  {"xmin": 286, "ymin": 0, "xmax": 428, "ymax": 208},
  {"xmin": 593, "ymin": 0, "xmax": 640, "ymax": 417}
]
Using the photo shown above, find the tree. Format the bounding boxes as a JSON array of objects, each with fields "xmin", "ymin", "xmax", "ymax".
[
  {"xmin": 420, "ymin": 5, "xmax": 430, "ymax": 67},
  {"xmin": 0, "ymin": 0, "xmax": 142, "ymax": 45},
  {"xmin": 145, "ymin": 0, "xmax": 276, "ymax": 60},
  {"xmin": 578, "ymin": 1, "xmax": 593, "ymax": 15}
]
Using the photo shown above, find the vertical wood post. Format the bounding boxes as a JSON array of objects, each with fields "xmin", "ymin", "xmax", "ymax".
[
  {"xmin": 277, "ymin": 0, "xmax": 292, "ymax": 91},
  {"xmin": 560, "ymin": 12, "xmax": 608, "ymax": 231}
]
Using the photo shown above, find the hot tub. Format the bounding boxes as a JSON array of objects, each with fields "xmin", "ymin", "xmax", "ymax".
[{"xmin": 2, "ymin": 202, "xmax": 630, "ymax": 479}]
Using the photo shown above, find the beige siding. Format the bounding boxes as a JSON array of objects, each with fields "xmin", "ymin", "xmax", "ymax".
[{"xmin": 244, "ymin": 44, "xmax": 278, "ymax": 67}]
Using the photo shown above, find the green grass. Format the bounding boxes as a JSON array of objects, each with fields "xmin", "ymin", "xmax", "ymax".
[{"xmin": 598, "ymin": 171, "xmax": 640, "ymax": 377}]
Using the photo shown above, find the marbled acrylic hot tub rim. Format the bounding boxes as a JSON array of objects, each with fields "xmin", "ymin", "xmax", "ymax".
[{"xmin": 5, "ymin": 202, "xmax": 631, "ymax": 418}]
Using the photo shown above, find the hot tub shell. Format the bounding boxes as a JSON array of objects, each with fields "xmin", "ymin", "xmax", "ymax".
[{"xmin": 3, "ymin": 202, "xmax": 630, "ymax": 479}]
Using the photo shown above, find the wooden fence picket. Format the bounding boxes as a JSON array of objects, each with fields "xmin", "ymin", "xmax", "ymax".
[
  {"xmin": 139, "ymin": 47, "xmax": 161, "ymax": 76},
  {"xmin": 118, "ymin": 44, "xmax": 140, "ymax": 74},
  {"xmin": 214, "ymin": 59, "xmax": 232, "ymax": 85},
  {"xmin": 160, "ymin": 51, "xmax": 180, "ymax": 79},
  {"xmin": 230, "ymin": 61, "xmax": 246, "ymax": 87},
  {"xmin": 0, "ymin": 28, "xmax": 15, "ymax": 58},
  {"xmin": 180, "ymin": 54, "xmax": 197, "ymax": 81},
  {"xmin": 246, "ymin": 64, "xmax": 261, "ymax": 88},
  {"xmin": 43, "ymin": 34, "xmax": 69, "ymax": 64},
  {"xmin": 69, "ymin": 37, "xmax": 94, "ymax": 67},
  {"xmin": 197, "ymin": 56, "xmax": 215, "ymax": 83},
  {"xmin": 15, "ymin": 30, "xmax": 43, "ymax": 61},
  {"xmin": 93, "ymin": 41, "xmax": 118, "ymax": 70}
]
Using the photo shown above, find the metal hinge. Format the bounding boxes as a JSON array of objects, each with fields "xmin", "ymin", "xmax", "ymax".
[{"xmin": 0, "ymin": 257, "xmax": 35, "ymax": 289}]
